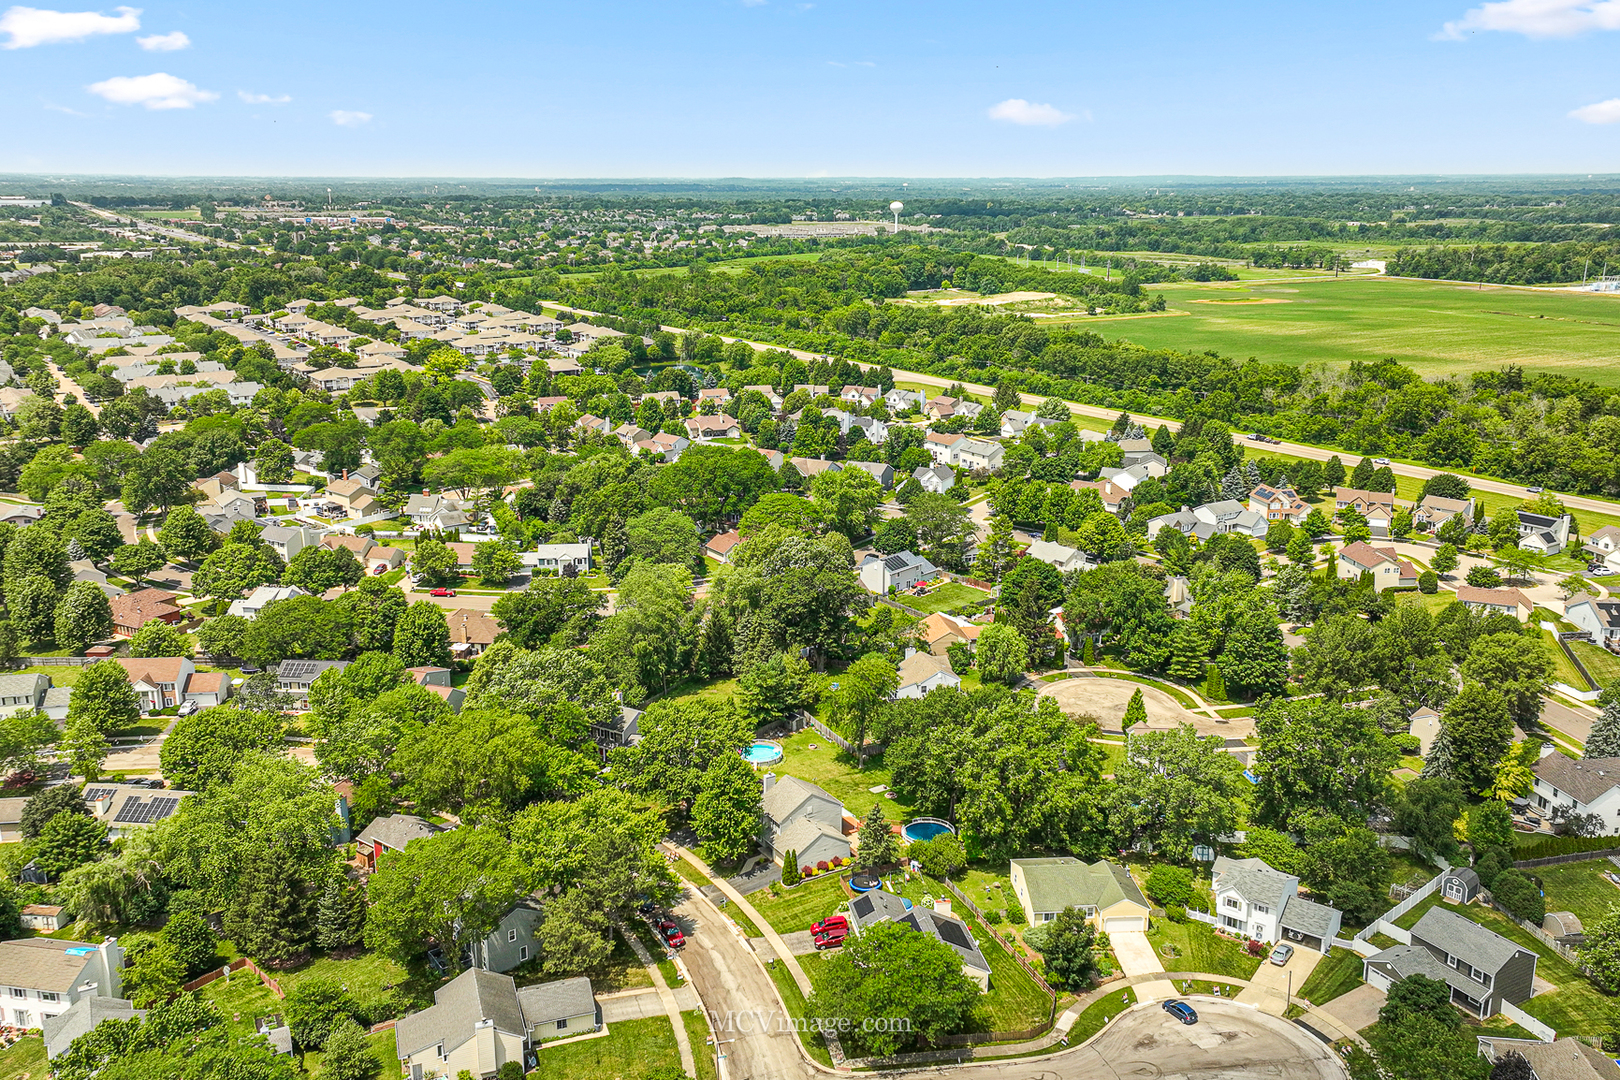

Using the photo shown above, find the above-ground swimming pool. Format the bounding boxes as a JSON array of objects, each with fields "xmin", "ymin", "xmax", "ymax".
[
  {"xmin": 741, "ymin": 740, "xmax": 784, "ymax": 765},
  {"xmin": 902, "ymin": 818, "xmax": 956, "ymax": 843}
]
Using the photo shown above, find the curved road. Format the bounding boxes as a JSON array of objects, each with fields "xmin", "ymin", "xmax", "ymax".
[
  {"xmin": 543, "ymin": 300, "xmax": 1620, "ymax": 521},
  {"xmin": 671, "ymin": 875, "xmax": 1346, "ymax": 1080}
]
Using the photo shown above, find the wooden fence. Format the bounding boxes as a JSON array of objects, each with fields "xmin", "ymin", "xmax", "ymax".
[
  {"xmin": 179, "ymin": 957, "xmax": 285, "ymax": 998},
  {"xmin": 942, "ymin": 879, "xmax": 1058, "ymax": 1002}
]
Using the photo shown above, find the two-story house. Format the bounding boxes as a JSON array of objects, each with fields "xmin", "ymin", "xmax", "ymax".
[
  {"xmin": 1025, "ymin": 539, "xmax": 1090, "ymax": 574},
  {"xmin": 1337, "ymin": 541, "xmax": 1418, "ymax": 592},
  {"xmin": 357, "ymin": 813, "xmax": 441, "ymax": 871},
  {"xmin": 0, "ymin": 936, "xmax": 125, "ymax": 1030},
  {"xmin": 1247, "ymin": 483, "xmax": 1308, "ymax": 524},
  {"xmin": 228, "ymin": 584, "xmax": 308, "ymax": 620},
  {"xmin": 954, "ymin": 437, "xmax": 1004, "ymax": 473},
  {"xmin": 1414, "ymin": 494, "xmax": 1475, "ymax": 532},
  {"xmin": 858, "ymin": 551, "xmax": 938, "ymax": 594},
  {"xmin": 394, "ymin": 969, "xmax": 597, "ymax": 1079},
  {"xmin": 912, "ymin": 464, "xmax": 956, "ymax": 494},
  {"xmin": 277, "ymin": 659, "xmax": 350, "ymax": 708},
  {"xmin": 1583, "ymin": 525, "xmax": 1620, "ymax": 569},
  {"xmin": 0, "ymin": 673, "xmax": 49, "ymax": 717},
  {"xmin": 761, "ymin": 774, "xmax": 852, "ymax": 870},
  {"xmin": 1566, "ymin": 596, "xmax": 1620, "ymax": 648},
  {"xmin": 1456, "ymin": 585, "xmax": 1534, "ymax": 623},
  {"xmin": 1519, "ymin": 510, "xmax": 1576, "ymax": 556},
  {"xmin": 894, "ymin": 651, "xmax": 960, "ymax": 700},
  {"xmin": 1333, "ymin": 488, "xmax": 1398, "ymax": 536},
  {"xmin": 1529, "ymin": 746, "xmax": 1620, "ymax": 833},
  {"xmin": 1212, "ymin": 855, "xmax": 1343, "ymax": 954},
  {"xmin": 1364, "ymin": 906, "xmax": 1537, "ymax": 1018}
]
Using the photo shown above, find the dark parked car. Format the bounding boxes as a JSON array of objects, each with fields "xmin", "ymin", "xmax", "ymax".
[{"xmin": 1162, "ymin": 1000, "xmax": 1198, "ymax": 1025}]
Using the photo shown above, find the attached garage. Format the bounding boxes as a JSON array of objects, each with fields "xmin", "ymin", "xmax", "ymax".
[
  {"xmin": 1364, "ymin": 962, "xmax": 1394, "ymax": 993},
  {"xmin": 1104, "ymin": 915, "xmax": 1148, "ymax": 934}
]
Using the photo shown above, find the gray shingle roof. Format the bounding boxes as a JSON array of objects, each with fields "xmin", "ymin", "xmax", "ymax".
[
  {"xmin": 1515, "ymin": 1038, "xmax": 1620, "ymax": 1080},
  {"xmin": 1410, "ymin": 906, "xmax": 1529, "ymax": 973},
  {"xmin": 1278, "ymin": 896, "xmax": 1338, "ymax": 940},
  {"xmin": 517, "ymin": 976, "xmax": 596, "ymax": 1027},
  {"xmin": 902, "ymin": 908, "xmax": 991, "ymax": 975},
  {"xmin": 1213, "ymin": 856, "xmax": 1294, "ymax": 913},
  {"xmin": 358, "ymin": 814, "xmax": 438, "ymax": 853},
  {"xmin": 761, "ymin": 776, "xmax": 839, "ymax": 827},
  {"xmin": 394, "ymin": 968, "xmax": 526, "ymax": 1059},
  {"xmin": 1365, "ymin": 942, "xmax": 1492, "ymax": 1002},
  {"xmin": 1533, "ymin": 754, "xmax": 1620, "ymax": 804},
  {"xmin": 849, "ymin": 889, "xmax": 910, "ymax": 930},
  {"xmin": 43, "ymin": 996, "xmax": 144, "ymax": 1059}
]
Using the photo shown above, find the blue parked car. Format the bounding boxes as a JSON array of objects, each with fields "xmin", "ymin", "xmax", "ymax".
[{"xmin": 1162, "ymin": 1000, "xmax": 1198, "ymax": 1025}]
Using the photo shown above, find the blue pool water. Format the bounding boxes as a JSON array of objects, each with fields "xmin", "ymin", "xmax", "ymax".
[
  {"xmin": 742, "ymin": 741, "xmax": 783, "ymax": 765},
  {"xmin": 902, "ymin": 820, "xmax": 955, "ymax": 843}
]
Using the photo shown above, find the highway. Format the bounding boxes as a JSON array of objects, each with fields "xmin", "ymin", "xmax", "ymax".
[{"xmin": 541, "ymin": 300, "xmax": 1620, "ymax": 521}]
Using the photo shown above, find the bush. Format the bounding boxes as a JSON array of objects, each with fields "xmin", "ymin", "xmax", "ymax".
[
  {"xmin": 1188, "ymin": 893, "xmax": 1211, "ymax": 914},
  {"xmin": 1417, "ymin": 570, "xmax": 1439, "ymax": 594},
  {"xmin": 985, "ymin": 907, "xmax": 1004, "ymax": 925},
  {"xmin": 1165, "ymin": 904, "xmax": 1187, "ymax": 923},
  {"xmin": 1006, "ymin": 904, "xmax": 1026, "ymax": 925},
  {"xmin": 816, "ymin": 860, "xmax": 829, "ymax": 872},
  {"xmin": 1473, "ymin": 846, "xmax": 1512, "ymax": 890},
  {"xmin": 910, "ymin": 833, "xmax": 968, "ymax": 879},
  {"xmin": 1490, "ymin": 869, "xmax": 1545, "ymax": 924},
  {"xmin": 1246, "ymin": 939, "xmax": 1265, "ymax": 957},
  {"xmin": 830, "ymin": 856, "xmax": 843, "ymax": 869},
  {"xmin": 1145, "ymin": 865, "xmax": 1195, "ymax": 908},
  {"xmin": 801, "ymin": 866, "xmax": 814, "ymax": 878}
]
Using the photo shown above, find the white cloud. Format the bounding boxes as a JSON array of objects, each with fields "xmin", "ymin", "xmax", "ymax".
[
  {"xmin": 0, "ymin": 4, "xmax": 140, "ymax": 48},
  {"xmin": 87, "ymin": 71, "xmax": 216, "ymax": 109},
  {"xmin": 135, "ymin": 28, "xmax": 185, "ymax": 50},
  {"xmin": 987, "ymin": 98, "xmax": 1076, "ymax": 127},
  {"xmin": 238, "ymin": 90, "xmax": 290, "ymax": 105},
  {"xmin": 1571, "ymin": 97, "xmax": 1620, "ymax": 122},
  {"xmin": 329, "ymin": 109, "xmax": 372, "ymax": 127},
  {"xmin": 1439, "ymin": 0, "xmax": 1620, "ymax": 39}
]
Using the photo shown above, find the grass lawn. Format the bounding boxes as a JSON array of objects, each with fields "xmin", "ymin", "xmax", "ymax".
[
  {"xmin": 764, "ymin": 958, "xmax": 834, "ymax": 1067},
  {"xmin": 1146, "ymin": 919, "xmax": 1264, "ymax": 981},
  {"xmin": 1089, "ymin": 669, "xmax": 1202, "ymax": 710},
  {"xmin": 0, "ymin": 1037, "xmax": 44, "ymax": 1080},
  {"xmin": 1297, "ymin": 947, "xmax": 1365, "ymax": 1006},
  {"xmin": 682, "ymin": 1010, "xmax": 718, "ymax": 1080},
  {"xmin": 1535, "ymin": 860, "xmax": 1620, "ymax": 927},
  {"xmin": 530, "ymin": 1015, "xmax": 681, "ymax": 1080},
  {"xmin": 11, "ymin": 664, "xmax": 86, "ymax": 687},
  {"xmin": 1067, "ymin": 986, "xmax": 1137, "ymax": 1044},
  {"xmin": 1094, "ymin": 739, "xmax": 1126, "ymax": 776},
  {"xmin": 1394, "ymin": 894, "xmax": 1612, "ymax": 1036},
  {"xmin": 197, "ymin": 948, "xmax": 440, "ymax": 1036},
  {"xmin": 649, "ymin": 676, "xmax": 741, "ymax": 708},
  {"xmin": 1569, "ymin": 639, "xmax": 1620, "ymax": 689},
  {"xmin": 748, "ymin": 873, "xmax": 849, "ymax": 934},
  {"xmin": 1543, "ymin": 629, "xmax": 1594, "ymax": 690},
  {"xmin": 766, "ymin": 728, "xmax": 907, "ymax": 822},
  {"xmin": 905, "ymin": 581, "xmax": 992, "ymax": 615}
]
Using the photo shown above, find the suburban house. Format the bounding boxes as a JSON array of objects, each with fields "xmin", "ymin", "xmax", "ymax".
[
  {"xmin": 0, "ymin": 673, "xmax": 49, "ymax": 717},
  {"xmin": 684, "ymin": 414, "xmax": 741, "ymax": 441},
  {"xmin": 405, "ymin": 493, "xmax": 471, "ymax": 530},
  {"xmin": 1097, "ymin": 462, "xmax": 1165, "ymax": 492},
  {"xmin": 1414, "ymin": 494, "xmax": 1475, "ymax": 531},
  {"xmin": 0, "ymin": 937, "xmax": 125, "ymax": 1030},
  {"xmin": 1566, "ymin": 596, "xmax": 1620, "ymax": 648},
  {"xmin": 1529, "ymin": 747, "xmax": 1620, "ymax": 832},
  {"xmin": 1363, "ymin": 906, "xmax": 1536, "ymax": 1018},
  {"xmin": 1008, "ymin": 857, "xmax": 1150, "ymax": 932},
  {"xmin": 111, "ymin": 658, "xmax": 230, "ymax": 713},
  {"xmin": 858, "ymin": 550, "xmax": 938, "ymax": 594},
  {"xmin": 1025, "ymin": 539, "xmax": 1089, "ymax": 574},
  {"xmin": 1583, "ymin": 525, "xmax": 1620, "ymax": 569},
  {"xmin": 84, "ymin": 784, "xmax": 194, "ymax": 839},
  {"xmin": 524, "ymin": 542, "xmax": 591, "ymax": 576},
  {"xmin": 761, "ymin": 773, "xmax": 853, "ymax": 870},
  {"xmin": 357, "ymin": 814, "xmax": 440, "ymax": 871},
  {"xmin": 368, "ymin": 546, "xmax": 408, "ymax": 574},
  {"xmin": 916, "ymin": 612, "xmax": 982, "ymax": 656},
  {"xmin": 1070, "ymin": 478, "xmax": 1131, "ymax": 516},
  {"xmin": 394, "ymin": 969, "xmax": 597, "ymax": 1079},
  {"xmin": 884, "ymin": 388, "xmax": 925, "ymax": 413},
  {"xmin": 109, "ymin": 588, "xmax": 187, "ymax": 638},
  {"xmin": 590, "ymin": 705, "xmax": 644, "ymax": 758},
  {"xmin": 1519, "ymin": 510, "xmax": 1576, "ymax": 555},
  {"xmin": 704, "ymin": 531, "xmax": 742, "ymax": 564},
  {"xmin": 1337, "ymin": 541, "xmax": 1418, "ymax": 592},
  {"xmin": 912, "ymin": 464, "xmax": 956, "ymax": 494},
  {"xmin": 447, "ymin": 609, "xmax": 501, "ymax": 658},
  {"xmin": 1480, "ymin": 1038, "xmax": 1620, "ymax": 1080},
  {"xmin": 1248, "ymin": 483, "xmax": 1308, "ymax": 524},
  {"xmin": 845, "ymin": 890, "xmax": 992, "ymax": 990},
  {"xmin": 1409, "ymin": 706, "xmax": 1443, "ymax": 756},
  {"xmin": 895, "ymin": 651, "xmax": 960, "ymax": 699},
  {"xmin": 277, "ymin": 659, "xmax": 350, "ymax": 707},
  {"xmin": 1212, "ymin": 855, "xmax": 1343, "ymax": 954},
  {"xmin": 924, "ymin": 431, "xmax": 964, "ymax": 466},
  {"xmin": 1456, "ymin": 585, "xmax": 1534, "ymax": 622},
  {"xmin": 842, "ymin": 459, "xmax": 894, "ymax": 488},
  {"xmin": 954, "ymin": 437, "xmax": 1004, "ymax": 472},
  {"xmin": 259, "ymin": 525, "xmax": 323, "ymax": 563},
  {"xmin": 789, "ymin": 457, "xmax": 840, "ymax": 479},
  {"xmin": 324, "ymin": 477, "xmax": 377, "ymax": 515},
  {"xmin": 228, "ymin": 584, "xmax": 309, "ymax": 619},
  {"xmin": 1146, "ymin": 500, "xmax": 1268, "ymax": 542},
  {"xmin": 407, "ymin": 667, "xmax": 466, "ymax": 712},
  {"xmin": 1333, "ymin": 488, "xmax": 1398, "ymax": 535},
  {"xmin": 467, "ymin": 898, "xmax": 545, "ymax": 973},
  {"xmin": 43, "ymin": 996, "xmax": 144, "ymax": 1060}
]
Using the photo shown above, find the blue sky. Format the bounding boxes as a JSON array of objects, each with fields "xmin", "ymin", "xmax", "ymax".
[{"xmin": 1, "ymin": 0, "xmax": 1618, "ymax": 177}]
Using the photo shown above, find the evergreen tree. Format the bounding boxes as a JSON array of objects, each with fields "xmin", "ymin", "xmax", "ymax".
[
  {"xmin": 1322, "ymin": 455, "xmax": 1346, "ymax": 490},
  {"xmin": 600, "ymin": 517, "xmax": 629, "ymax": 573},
  {"xmin": 1203, "ymin": 663, "xmax": 1227, "ymax": 703},
  {"xmin": 974, "ymin": 514, "xmax": 1018, "ymax": 582},
  {"xmin": 1421, "ymin": 726, "xmax": 1457, "ymax": 779},
  {"xmin": 1349, "ymin": 458, "xmax": 1376, "ymax": 490},
  {"xmin": 1220, "ymin": 468, "xmax": 1247, "ymax": 500},
  {"xmin": 856, "ymin": 802, "xmax": 900, "ymax": 871},
  {"xmin": 1587, "ymin": 698, "xmax": 1620, "ymax": 759},
  {"xmin": 226, "ymin": 848, "xmax": 318, "ymax": 965},
  {"xmin": 1122, "ymin": 688, "xmax": 1147, "ymax": 730},
  {"xmin": 315, "ymin": 877, "xmax": 367, "ymax": 953},
  {"xmin": 1244, "ymin": 460, "xmax": 1262, "ymax": 488}
]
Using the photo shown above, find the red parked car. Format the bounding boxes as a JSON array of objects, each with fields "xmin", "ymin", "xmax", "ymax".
[
  {"xmin": 430, "ymin": 587, "xmax": 456, "ymax": 597},
  {"xmin": 810, "ymin": 915, "xmax": 848, "ymax": 937},
  {"xmin": 813, "ymin": 927, "xmax": 848, "ymax": 950},
  {"xmin": 657, "ymin": 920, "xmax": 685, "ymax": 948}
]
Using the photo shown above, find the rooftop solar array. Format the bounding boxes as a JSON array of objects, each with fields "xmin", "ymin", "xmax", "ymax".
[
  {"xmin": 936, "ymin": 918, "xmax": 973, "ymax": 951},
  {"xmin": 112, "ymin": 796, "xmax": 180, "ymax": 824},
  {"xmin": 83, "ymin": 787, "xmax": 117, "ymax": 803}
]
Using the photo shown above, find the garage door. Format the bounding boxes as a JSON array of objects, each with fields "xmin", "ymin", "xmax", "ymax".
[
  {"xmin": 1365, "ymin": 967, "xmax": 1392, "ymax": 993},
  {"xmin": 1104, "ymin": 916, "xmax": 1147, "ymax": 933}
]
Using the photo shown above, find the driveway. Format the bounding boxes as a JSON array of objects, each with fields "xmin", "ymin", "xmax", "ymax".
[
  {"xmin": 1109, "ymin": 930, "xmax": 1177, "ymax": 1003},
  {"xmin": 778, "ymin": 930, "xmax": 822, "ymax": 956},
  {"xmin": 1315, "ymin": 982, "xmax": 1386, "ymax": 1035},
  {"xmin": 1236, "ymin": 946, "xmax": 1320, "ymax": 1015}
]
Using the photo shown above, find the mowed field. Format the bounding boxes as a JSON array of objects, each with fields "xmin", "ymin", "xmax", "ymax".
[{"xmin": 1074, "ymin": 275, "xmax": 1620, "ymax": 385}]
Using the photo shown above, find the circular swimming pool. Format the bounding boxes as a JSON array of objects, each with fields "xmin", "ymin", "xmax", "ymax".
[
  {"xmin": 741, "ymin": 740, "xmax": 784, "ymax": 765},
  {"xmin": 902, "ymin": 818, "xmax": 956, "ymax": 843}
]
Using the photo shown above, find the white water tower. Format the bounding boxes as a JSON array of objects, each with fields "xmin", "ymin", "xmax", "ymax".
[{"xmin": 890, "ymin": 200, "xmax": 904, "ymax": 234}]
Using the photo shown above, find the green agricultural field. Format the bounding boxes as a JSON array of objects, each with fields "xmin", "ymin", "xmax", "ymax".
[{"xmin": 1059, "ymin": 276, "xmax": 1620, "ymax": 386}]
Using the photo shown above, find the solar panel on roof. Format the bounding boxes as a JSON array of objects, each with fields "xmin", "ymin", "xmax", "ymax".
[
  {"xmin": 113, "ymin": 797, "xmax": 147, "ymax": 824},
  {"xmin": 852, "ymin": 895, "xmax": 874, "ymax": 919},
  {"xmin": 150, "ymin": 797, "xmax": 179, "ymax": 820},
  {"xmin": 83, "ymin": 787, "xmax": 116, "ymax": 803},
  {"xmin": 935, "ymin": 919, "xmax": 973, "ymax": 951}
]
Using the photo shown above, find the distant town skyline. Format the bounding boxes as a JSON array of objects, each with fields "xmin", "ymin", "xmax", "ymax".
[{"xmin": 0, "ymin": 0, "xmax": 1617, "ymax": 177}]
